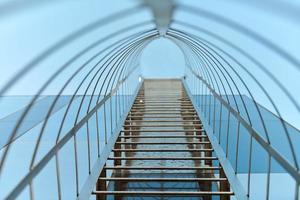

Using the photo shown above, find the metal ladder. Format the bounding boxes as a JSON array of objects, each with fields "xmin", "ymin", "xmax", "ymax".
[{"xmin": 93, "ymin": 79, "xmax": 233, "ymax": 200}]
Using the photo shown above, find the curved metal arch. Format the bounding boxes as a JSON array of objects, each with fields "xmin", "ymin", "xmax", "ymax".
[
  {"xmin": 170, "ymin": 27, "xmax": 300, "ymax": 186},
  {"xmin": 168, "ymin": 30, "xmax": 264, "ymax": 137},
  {"xmin": 0, "ymin": 22, "xmax": 155, "ymax": 175},
  {"xmin": 168, "ymin": 31, "xmax": 244, "ymax": 117},
  {"xmin": 67, "ymin": 33, "xmax": 156, "ymax": 196},
  {"xmin": 170, "ymin": 38, "xmax": 228, "ymax": 136},
  {"xmin": 171, "ymin": 38, "xmax": 221, "ymax": 97},
  {"xmin": 176, "ymin": 4, "xmax": 300, "ymax": 72},
  {"xmin": 53, "ymin": 29, "xmax": 156, "ymax": 144},
  {"xmin": 169, "ymin": 37, "xmax": 228, "ymax": 129},
  {"xmin": 3, "ymin": 30, "xmax": 157, "ymax": 200},
  {"xmin": 173, "ymin": 20, "xmax": 300, "ymax": 119},
  {"xmin": 1, "ymin": 21, "xmax": 154, "ymax": 151},
  {"xmin": 29, "ymin": 31, "xmax": 157, "ymax": 171},
  {"xmin": 173, "ymin": 35, "xmax": 232, "ymax": 109},
  {"xmin": 167, "ymin": 33, "xmax": 263, "ymax": 171},
  {"xmin": 73, "ymin": 32, "xmax": 157, "ymax": 126},
  {"xmin": 0, "ymin": 5, "xmax": 147, "ymax": 97},
  {"xmin": 175, "ymin": 37, "xmax": 222, "ymax": 95},
  {"xmin": 169, "ymin": 26, "xmax": 299, "ymax": 171}
]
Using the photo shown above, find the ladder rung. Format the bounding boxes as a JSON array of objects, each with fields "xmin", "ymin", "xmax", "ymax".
[
  {"xmin": 133, "ymin": 103, "xmax": 192, "ymax": 105},
  {"xmin": 135, "ymin": 99, "xmax": 190, "ymax": 101},
  {"xmin": 134, "ymin": 101, "xmax": 191, "ymax": 103},
  {"xmin": 98, "ymin": 177, "xmax": 227, "ymax": 182},
  {"xmin": 92, "ymin": 191, "xmax": 234, "ymax": 196},
  {"xmin": 130, "ymin": 108, "xmax": 195, "ymax": 111},
  {"xmin": 112, "ymin": 148, "xmax": 213, "ymax": 152},
  {"xmin": 132, "ymin": 106, "xmax": 194, "ymax": 108},
  {"xmin": 137, "ymin": 96, "xmax": 187, "ymax": 97},
  {"xmin": 120, "ymin": 129, "xmax": 204, "ymax": 132},
  {"xmin": 123, "ymin": 125, "xmax": 202, "ymax": 127},
  {"xmin": 115, "ymin": 142, "xmax": 211, "ymax": 145},
  {"xmin": 108, "ymin": 157, "xmax": 218, "ymax": 160},
  {"xmin": 104, "ymin": 166, "xmax": 220, "ymax": 170},
  {"xmin": 125, "ymin": 120, "xmax": 201, "ymax": 123},
  {"xmin": 118, "ymin": 135, "xmax": 207, "ymax": 139},
  {"xmin": 130, "ymin": 111, "xmax": 196, "ymax": 113},
  {"xmin": 127, "ymin": 116, "xmax": 198, "ymax": 119}
]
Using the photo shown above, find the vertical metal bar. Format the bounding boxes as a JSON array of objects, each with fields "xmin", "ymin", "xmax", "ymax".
[
  {"xmin": 204, "ymin": 86, "xmax": 208, "ymax": 117},
  {"xmin": 110, "ymin": 96, "xmax": 113, "ymax": 135},
  {"xmin": 208, "ymin": 90, "xmax": 212, "ymax": 125},
  {"xmin": 29, "ymin": 182, "xmax": 34, "ymax": 200},
  {"xmin": 225, "ymin": 112, "xmax": 231, "ymax": 157},
  {"xmin": 103, "ymin": 102, "xmax": 108, "ymax": 144},
  {"xmin": 122, "ymin": 82, "xmax": 125, "ymax": 114},
  {"xmin": 247, "ymin": 136, "xmax": 253, "ymax": 196},
  {"xmin": 201, "ymin": 78, "xmax": 204, "ymax": 112},
  {"xmin": 55, "ymin": 153, "xmax": 62, "ymax": 200},
  {"xmin": 118, "ymin": 84, "xmax": 122, "ymax": 120},
  {"xmin": 115, "ymin": 91, "xmax": 118, "ymax": 128},
  {"xmin": 73, "ymin": 135, "xmax": 79, "ymax": 196},
  {"xmin": 95, "ymin": 111, "xmax": 100, "ymax": 157},
  {"xmin": 86, "ymin": 122, "xmax": 91, "ymax": 174},
  {"xmin": 218, "ymin": 104, "xmax": 223, "ymax": 144},
  {"xmin": 294, "ymin": 182, "xmax": 299, "ymax": 200},
  {"xmin": 266, "ymin": 155, "xmax": 271, "ymax": 200},
  {"xmin": 235, "ymin": 121, "xmax": 241, "ymax": 173},
  {"xmin": 213, "ymin": 97, "xmax": 216, "ymax": 134}
]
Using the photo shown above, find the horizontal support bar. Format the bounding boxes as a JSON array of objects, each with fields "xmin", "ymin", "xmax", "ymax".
[
  {"xmin": 123, "ymin": 125, "xmax": 202, "ymax": 127},
  {"xmin": 131, "ymin": 108, "xmax": 194, "ymax": 109},
  {"xmin": 92, "ymin": 191, "xmax": 234, "ymax": 196},
  {"xmin": 136, "ymin": 95, "xmax": 188, "ymax": 97},
  {"xmin": 133, "ymin": 102, "xmax": 192, "ymax": 104},
  {"xmin": 127, "ymin": 116, "xmax": 198, "ymax": 119},
  {"xmin": 135, "ymin": 99, "xmax": 190, "ymax": 101},
  {"xmin": 125, "ymin": 120, "xmax": 201, "ymax": 122},
  {"xmin": 120, "ymin": 129, "xmax": 204, "ymax": 132},
  {"xmin": 115, "ymin": 142, "xmax": 211, "ymax": 145},
  {"xmin": 98, "ymin": 177, "xmax": 227, "ymax": 182},
  {"xmin": 108, "ymin": 157, "xmax": 218, "ymax": 160},
  {"xmin": 121, "ymin": 129, "xmax": 204, "ymax": 133},
  {"xmin": 130, "ymin": 109, "xmax": 196, "ymax": 115},
  {"xmin": 134, "ymin": 100, "xmax": 191, "ymax": 102},
  {"xmin": 118, "ymin": 135, "xmax": 207, "ymax": 138},
  {"xmin": 132, "ymin": 106, "xmax": 194, "ymax": 108},
  {"xmin": 104, "ymin": 166, "xmax": 220, "ymax": 170},
  {"xmin": 112, "ymin": 148, "xmax": 213, "ymax": 152}
]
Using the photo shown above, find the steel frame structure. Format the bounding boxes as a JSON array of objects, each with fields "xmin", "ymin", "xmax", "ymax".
[{"xmin": 0, "ymin": 1, "xmax": 299, "ymax": 200}]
